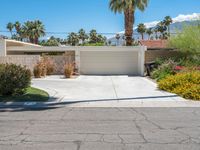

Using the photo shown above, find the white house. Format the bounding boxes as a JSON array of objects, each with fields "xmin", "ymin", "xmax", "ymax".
[{"xmin": 0, "ymin": 39, "xmax": 147, "ymax": 76}]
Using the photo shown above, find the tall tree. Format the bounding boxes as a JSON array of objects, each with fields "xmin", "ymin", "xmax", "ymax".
[
  {"xmin": 115, "ymin": 34, "xmax": 121, "ymax": 45},
  {"xmin": 146, "ymin": 28, "xmax": 153, "ymax": 40},
  {"xmin": 156, "ymin": 21, "xmax": 167, "ymax": 39},
  {"xmin": 163, "ymin": 16, "xmax": 173, "ymax": 37},
  {"xmin": 78, "ymin": 29, "xmax": 88, "ymax": 44},
  {"xmin": 67, "ymin": 32, "xmax": 79, "ymax": 46},
  {"xmin": 40, "ymin": 36, "xmax": 60, "ymax": 46},
  {"xmin": 22, "ymin": 20, "xmax": 45, "ymax": 44},
  {"xmin": 109, "ymin": 0, "xmax": 149, "ymax": 46},
  {"xmin": 154, "ymin": 27, "xmax": 159, "ymax": 40},
  {"xmin": 137, "ymin": 23, "xmax": 146, "ymax": 40},
  {"xmin": 14, "ymin": 21, "xmax": 21, "ymax": 34},
  {"xmin": 6, "ymin": 22, "xmax": 14, "ymax": 37},
  {"xmin": 89, "ymin": 29, "xmax": 98, "ymax": 43}
]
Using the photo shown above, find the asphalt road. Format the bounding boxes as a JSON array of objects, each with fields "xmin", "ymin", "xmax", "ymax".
[{"xmin": 0, "ymin": 106, "xmax": 200, "ymax": 150}]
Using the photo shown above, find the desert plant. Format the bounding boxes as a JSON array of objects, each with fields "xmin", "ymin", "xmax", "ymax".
[
  {"xmin": 151, "ymin": 59, "xmax": 176, "ymax": 81},
  {"xmin": 64, "ymin": 63, "xmax": 75, "ymax": 78},
  {"xmin": 158, "ymin": 71, "xmax": 200, "ymax": 100},
  {"xmin": 33, "ymin": 63, "xmax": 42, "ymax": 78},
  {"xmin": 43, "ymin": 57, "xmax": 55, "ymax": 75},
  {"xmin": 168, "ymin": 25, "xmax": 200, "ymax": 55},
  {"xmin": 33, "ymin": 61, "xmax": 46, "ymax": 78},
  {"xmin": 0, "ymin": 64, "xmax": 31, "ymax": 96}
]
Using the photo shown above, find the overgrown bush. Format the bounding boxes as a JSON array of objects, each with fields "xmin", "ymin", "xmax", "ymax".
[
  {"xmin": 158, "ymin": 71, "xmax": 200, "ymax": 100},
  {"xmin": 168, "ymin": 25, "xmax": 200, "ymax": 55},
  {"xmin": 64, "ymin": 63, "xmax": 75, "ymax": 78},
  {"xmin": 34, "ymin": 63, "xmax": 43, "ymax": 78},
  {"xmin": 43, "ymin": 57, "xmax": 55, "ymax": 75},
  {"xmin": 0, "ymin": 64, "xmax": 31, "ymax": 96},
  {"xmin": 33, "ymin": 57, "xmax": 55, "ymax": 78},
  {"xmin": 151, "ymin": 59, "xmax": 176, "ymax": 81}
]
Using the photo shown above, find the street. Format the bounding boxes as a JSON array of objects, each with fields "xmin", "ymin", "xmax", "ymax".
[{"xmin": 0, "ymin": 106, "xmax": 200, "ymax": 150}]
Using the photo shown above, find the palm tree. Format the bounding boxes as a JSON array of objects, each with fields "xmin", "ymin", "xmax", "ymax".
[
  {"xmin": 163, "ymin": 16, "xmax": 173, "ymax": 37},
  {"xmin": 14, "ymin": 21, "xmax": 21, "ymax": 34},
  {"xmin": 78, "ymin": 29, "xmax": 88, "ymax": 44},
  {"xmin": 109, "ymin": 0, "xmax": 149, "ymax": 46},
  {"xmin": 33, "ymin": 20, "xmax": 45, "ymax": 44},
  {"xmin": 89, "ymin": 29, "xmax": 98, "ymax": 43},
  {"xmin": 115, "ymin": 34, "xmax": 121, "ymax": 45},
  {"xmin": 157, "ymin": 21, "xmax": 167, "ymax": 39},
  {"xmin": 6, "ymin": 22, "xmax": 14, "ymax": 37},
  {"xmin": 67, "ymin": 32, "xmax": 79, "ymax": 46},
  {"xmin": 137, "ymin": 23, "xmax": 146, "ymax": 40},
  {"xmin": 146, "ymin": 28, "xmax": 153, "ymax": 40},
  {"xmin": 23, "ymin": 20, "xmax": 45, "ymax": 44},
  {"xmin": 154, "ymin": 27, "xmax": 159, "ymax": 40}
]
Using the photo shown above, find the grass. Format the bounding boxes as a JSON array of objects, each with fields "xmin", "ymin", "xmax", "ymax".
[{"xmin": 0, "ymin": 87, "xmax": 49, "ymax": 102}]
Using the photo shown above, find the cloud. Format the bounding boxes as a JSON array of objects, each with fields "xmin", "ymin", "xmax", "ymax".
[
  {"xmin": 111, "ymin": 13, "xmax": 200, "ymax": 39},
  {"xmin": 141, "ymin": 13, "xmax": 200, "ymax": 29},
  {"xmin": 173, "ymin": 13, "xmax": 200, "ymax": 22}
]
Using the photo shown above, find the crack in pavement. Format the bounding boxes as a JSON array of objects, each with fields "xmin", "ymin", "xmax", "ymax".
[{"xmin": 131, "ymin": 108, "xmax": 164, "ymax": 130}]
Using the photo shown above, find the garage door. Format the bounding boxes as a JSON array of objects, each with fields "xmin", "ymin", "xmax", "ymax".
[{"xmin": 80, "ymin": 51, "xmax": 139, "ymax": 75}]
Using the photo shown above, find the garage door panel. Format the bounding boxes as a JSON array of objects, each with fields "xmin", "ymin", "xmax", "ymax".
[{"xmin": 80, "ymin": 51, "xmax": 139, "ymax": 75}]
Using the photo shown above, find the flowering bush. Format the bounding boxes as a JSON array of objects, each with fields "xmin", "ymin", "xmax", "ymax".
[{"xmin": 158, "ymin": 71, "xmax": 200, "ymax": 100}]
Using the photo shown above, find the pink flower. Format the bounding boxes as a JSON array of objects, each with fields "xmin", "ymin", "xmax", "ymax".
[{"xmin": 175, "ymin": 66, "xmax": 184, "ymax": 71}]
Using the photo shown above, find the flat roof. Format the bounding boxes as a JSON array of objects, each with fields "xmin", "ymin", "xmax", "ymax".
[{"xmin": 7, "ymin": 46, "xmax": 147, "ymax": 52}]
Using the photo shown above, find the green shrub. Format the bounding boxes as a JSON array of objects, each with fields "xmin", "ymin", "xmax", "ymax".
[
  {"xmin": 0, "ymin": 64, "xmax": 31, "ymax": 96},
  {"xmin": 168, "ymin": 24, "xmax": 200, "ymax": 55},
  {"xmin": 158, "ymin": 71, "xmax": 200, "ymax": 100},
  {"xmin": 151, "ymin": 59, "xmax": 176, "ymax": 81}
]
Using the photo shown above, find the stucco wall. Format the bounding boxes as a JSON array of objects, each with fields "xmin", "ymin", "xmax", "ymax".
[
  {"xmin": 0, "ymin": 39, "xmax": 6, "ymax": 56},
  {"xmin": 0, "ymin": 55, "xmax": 41, "ymax": 72},
  {"xmin": 45, "ymin": 51, "xmax": 75, "ymax": 74}
]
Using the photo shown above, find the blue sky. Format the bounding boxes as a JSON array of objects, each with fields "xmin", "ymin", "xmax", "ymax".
[{"xmin": 0, "ymin": 0, "xmax": 200, "ymax": 38}]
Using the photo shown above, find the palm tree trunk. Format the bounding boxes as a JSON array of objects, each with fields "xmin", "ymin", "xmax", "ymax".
[
  {"xmin": 124, "ymin": 8, "xmax": 134, "ymax": 46},
  {"xmin": 34, "ymin": 38, "xmax": 39, "ymax": 44},
  {"xmin": 142, "ymin": 34, "xmax": 144, "ymax": 40},
  {"xmin": 168, "ymin": 25, "xmax": 170, "ymax": 37}
]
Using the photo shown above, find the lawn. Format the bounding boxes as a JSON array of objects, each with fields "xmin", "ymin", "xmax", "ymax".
[{"xmin": 0, "ymin": 87, "xmax": 49, "ymax": 102}]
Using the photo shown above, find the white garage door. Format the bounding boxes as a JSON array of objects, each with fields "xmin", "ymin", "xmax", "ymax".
[{"xmin": 80, "ymin": 51, "xmax": 139, "ymax": 75}]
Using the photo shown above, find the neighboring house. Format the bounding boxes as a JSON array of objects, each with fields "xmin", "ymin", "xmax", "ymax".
[{"xmin": 139, "ymin": 40, "xmax": 168, "ymax": 49}]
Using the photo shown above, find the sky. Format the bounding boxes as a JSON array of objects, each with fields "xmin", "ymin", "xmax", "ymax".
[{"xmin": 0, "ymin": 0, "xmax": 200, "ymax": 38}]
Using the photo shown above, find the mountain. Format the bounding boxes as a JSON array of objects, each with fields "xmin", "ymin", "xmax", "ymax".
[{"xmin": 108, "ymin": 20, "xmax": 200, "ymax": 45}]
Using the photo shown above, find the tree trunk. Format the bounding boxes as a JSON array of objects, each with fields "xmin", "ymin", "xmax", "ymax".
[
  {"xmin": 29, "ymin": 38, "xmax": 34, "ymax": 44},
  {"xmin": 124, "ymin": 8, "xmax": 134, "ymax": 46},
  {"xmin": 142, "ymin": 34, "xmax": 144, "ymax": 40},
  {"xmin": 34, "ymin": 38, "xmax": 39, "ymax": 44},
  {"xmin": 168, "ymin": 26, "xmax": 170, "ymax": 37}
]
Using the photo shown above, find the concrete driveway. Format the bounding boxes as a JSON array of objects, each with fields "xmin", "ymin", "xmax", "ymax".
[{"xmin": 32, "ymin": 76, "xmax": 186, "ymax": 106}]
